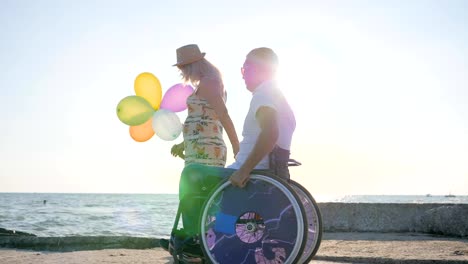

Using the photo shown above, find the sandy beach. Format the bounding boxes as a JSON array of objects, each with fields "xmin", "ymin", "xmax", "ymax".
[{"xmin": 1, "ymin": 233, "xmax": 467, "ymax": 264}]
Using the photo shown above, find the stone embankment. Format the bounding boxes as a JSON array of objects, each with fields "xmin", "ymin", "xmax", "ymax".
[{"xmin": 319, "ymin": 203, "xmax": 468, "ymax": 237}]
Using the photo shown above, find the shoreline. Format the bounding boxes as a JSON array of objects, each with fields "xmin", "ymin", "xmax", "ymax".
[
  {"xmin": 1, "ymin": 203, "xmax": 467, "ymax": 262},
  {"xmin": 1, "ymin": 203, "xmax": 467, "ymax": 239}
]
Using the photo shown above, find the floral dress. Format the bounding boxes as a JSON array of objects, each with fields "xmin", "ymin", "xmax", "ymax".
[{"xmin": 183, "ymin": 92, "xmax": 227, "ymax": 167}]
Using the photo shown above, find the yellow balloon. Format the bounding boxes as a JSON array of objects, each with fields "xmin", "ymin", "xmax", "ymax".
[{"xmin": 134, "ymin": 72, "xmax": 162, "ymax": 110}]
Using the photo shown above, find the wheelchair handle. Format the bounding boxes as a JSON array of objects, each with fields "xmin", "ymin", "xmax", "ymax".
[{"xmin": 288, "ymin": 159, "xmax": 302, "ymax": 167}]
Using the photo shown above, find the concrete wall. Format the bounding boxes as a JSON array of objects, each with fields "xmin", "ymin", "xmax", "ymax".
[{"xmin": 318, "ymin": 203, "xmax": 468, "ymax": 237}]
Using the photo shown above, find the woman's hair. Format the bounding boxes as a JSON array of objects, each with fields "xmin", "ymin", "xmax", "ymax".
[{"xmin": 178, "ymin": 58, "xmax": 222, "ymax": 86}]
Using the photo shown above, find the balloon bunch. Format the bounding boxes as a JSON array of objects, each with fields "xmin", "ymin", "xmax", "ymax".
[{"xmin": 116, "ymin": 72, "xmax": 194, "ymax": 142}]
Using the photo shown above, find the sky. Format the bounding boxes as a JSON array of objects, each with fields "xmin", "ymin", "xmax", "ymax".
[{"xmin": 1, "ymin": 0, "xmax": 467, "ymax": 197}]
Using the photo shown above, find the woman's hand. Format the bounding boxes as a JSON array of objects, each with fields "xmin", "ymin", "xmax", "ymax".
[
  {"xmin": 232, "ymin": 143, "xmax": 239, "ymax": 159},
  {"xmin": 171, "ymin": 142, "xmax": 185, "ymax": 159}
]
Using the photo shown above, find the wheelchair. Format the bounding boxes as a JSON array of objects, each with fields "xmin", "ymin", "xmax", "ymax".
[{"xmin": 167, "ymin": 159, "xmax": 322, "ymax": 264}]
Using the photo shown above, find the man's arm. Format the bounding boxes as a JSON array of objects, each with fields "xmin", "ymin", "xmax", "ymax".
[{"xmin": 230, "ymin": 106, "xmax": 279, "ymax": 188}]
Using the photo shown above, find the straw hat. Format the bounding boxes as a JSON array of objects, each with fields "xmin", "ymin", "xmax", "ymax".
[{"xmin": 173, "ymin": 44, "xmax": 206, "ymax": 66}]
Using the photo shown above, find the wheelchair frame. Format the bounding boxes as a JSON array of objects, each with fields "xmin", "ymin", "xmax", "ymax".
[{"xmin": 169, "ymin": 161, "xmax": 323, "ymax": 264}]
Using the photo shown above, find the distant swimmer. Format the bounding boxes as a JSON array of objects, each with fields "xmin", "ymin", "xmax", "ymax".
[{"xmin": 43, "ymin": 200, "xmax": 47, "ymax": 205}]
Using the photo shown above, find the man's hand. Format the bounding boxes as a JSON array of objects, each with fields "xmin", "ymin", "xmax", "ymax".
[{"xmin": 229, "ymin": 169, "xmax": 250, "ymax": 188}]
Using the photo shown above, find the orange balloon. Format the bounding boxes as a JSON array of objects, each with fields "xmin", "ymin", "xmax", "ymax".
[{"xmin": 129, "ymin": 118, "xmax": 155, "ymax": 142}]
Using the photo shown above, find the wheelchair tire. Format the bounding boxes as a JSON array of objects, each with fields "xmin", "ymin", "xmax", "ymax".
[
  {"xmin": 289, "ymin": 180, "xmax": 323, "ymax": 263},
  {"xmin": 199, "ymin": 174, "xmax": 307, "ymax": 264}
]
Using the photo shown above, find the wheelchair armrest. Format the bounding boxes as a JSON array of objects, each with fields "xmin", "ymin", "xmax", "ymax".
[{"xmin": 288, "ymin": 159, "xmax": 302, "ymax": 167}]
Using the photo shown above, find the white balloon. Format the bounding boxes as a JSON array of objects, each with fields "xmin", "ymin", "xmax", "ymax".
[{"xmin": 151, "ymin": 109, "xmax": 182, "ymax": 141}]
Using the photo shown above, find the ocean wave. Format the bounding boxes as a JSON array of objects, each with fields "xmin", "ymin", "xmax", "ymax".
[{"xmin": 87, "ymin": 215, "xmax": 113, "ymax": 221}]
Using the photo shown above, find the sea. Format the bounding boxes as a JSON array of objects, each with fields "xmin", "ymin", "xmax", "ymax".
[{"xmin": 1, "ymin": 193, "xmax": 467, "ymax": 238}]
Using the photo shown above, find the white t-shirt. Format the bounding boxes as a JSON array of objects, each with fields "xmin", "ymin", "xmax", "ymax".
[{"xmin": 228, "ymin": 81, "xmax": 296, "ymax": 170}]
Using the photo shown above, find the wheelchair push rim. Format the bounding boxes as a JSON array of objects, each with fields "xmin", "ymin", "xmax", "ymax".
[
  {"xmin": 200, "ymin": 174, "xmax": 307, "ymax": 264},
  {"xmin": 290, "ymin": 180, "xmax": 323, "ymax": 263}
]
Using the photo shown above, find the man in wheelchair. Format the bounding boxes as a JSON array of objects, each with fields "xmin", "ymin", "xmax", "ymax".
[{"xmin": 161, "ymin": 47, "xmax": 296, "ymax": 262}]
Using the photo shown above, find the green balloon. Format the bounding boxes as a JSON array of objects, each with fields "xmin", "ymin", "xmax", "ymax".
[{"xmin": 116, "ymin": 96, "xmax": 154, "ymax": 126}]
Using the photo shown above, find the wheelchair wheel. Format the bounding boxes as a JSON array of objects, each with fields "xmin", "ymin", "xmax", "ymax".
[
  {"xmin": 289, "ymin": 180, "xmax": 323, "ymax": 263},
  {"xmin": 199, "ymin": 174, "xmax": 307, "ymax": 264}
]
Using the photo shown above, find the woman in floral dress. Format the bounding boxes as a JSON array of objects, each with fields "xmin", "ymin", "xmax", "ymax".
[
  {"xmin": 160, "ymin": 45, "xmax": 240, "ymax": 253},
  {"xmin": 170, "ymin": 44, "xmax": 239, "ymax": 167}
]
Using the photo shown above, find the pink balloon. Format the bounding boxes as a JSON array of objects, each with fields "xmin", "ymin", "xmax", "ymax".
[{"xmin": 160, "ymin": 83, "xmax": 194, "ymax": 112}]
